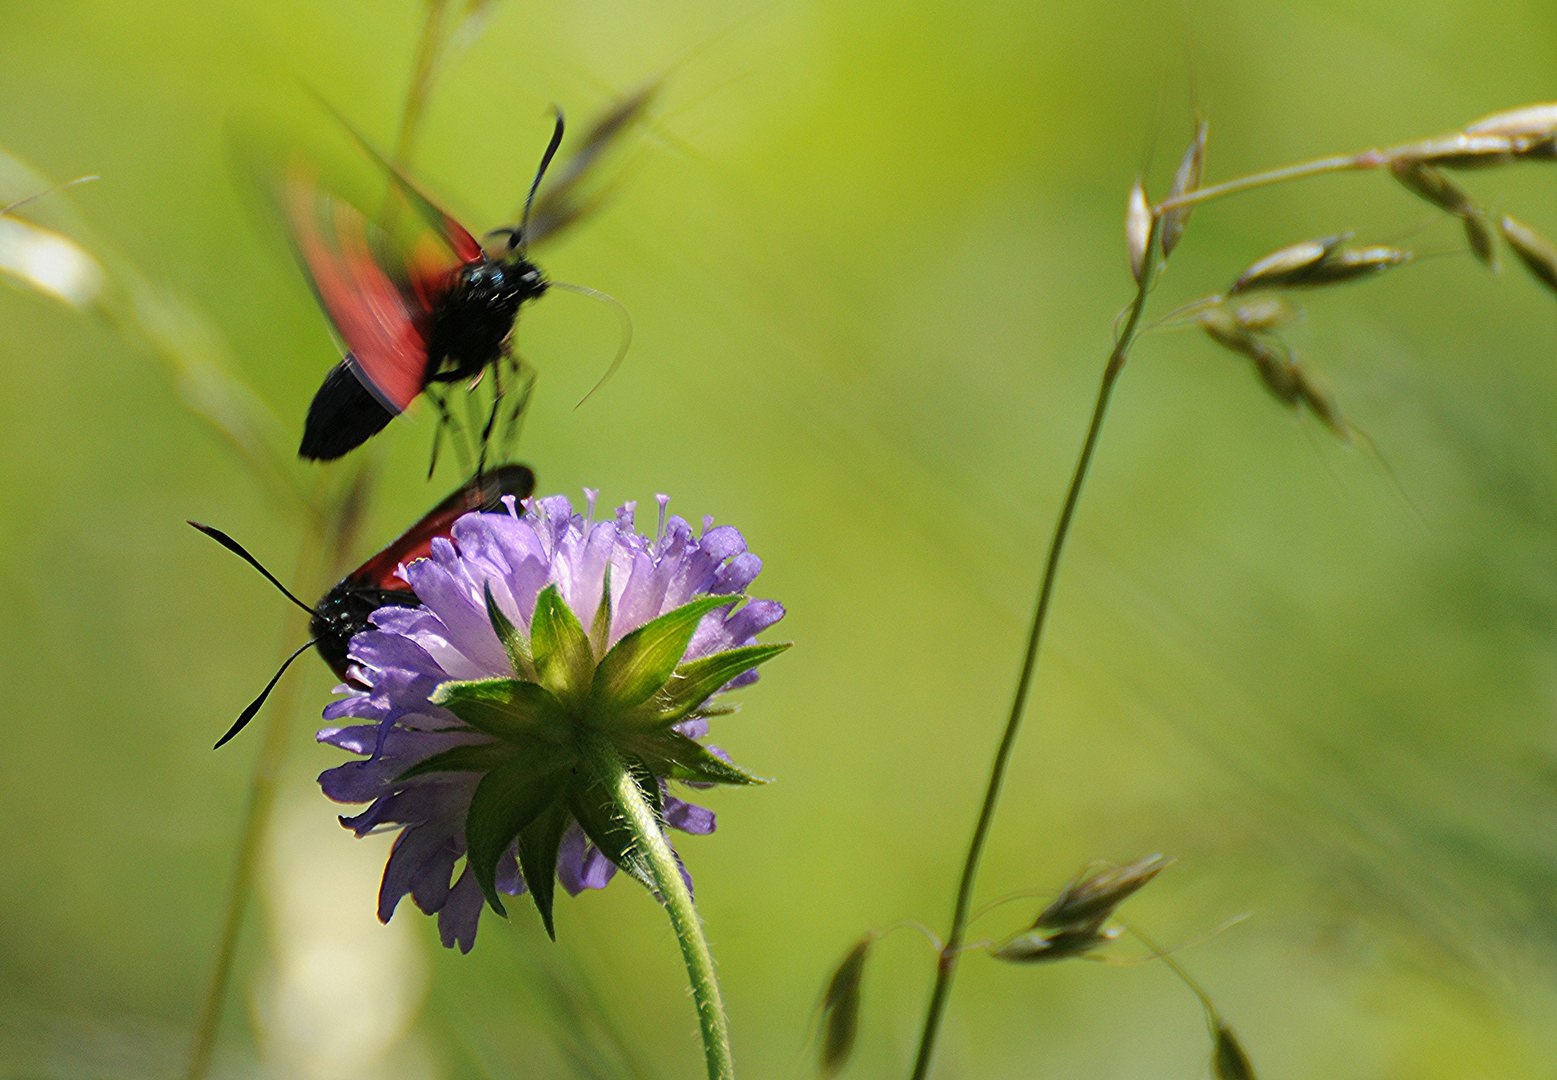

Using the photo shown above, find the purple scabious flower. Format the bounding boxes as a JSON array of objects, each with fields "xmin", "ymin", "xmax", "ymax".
[{"xmin": 317, "ymin": 492, "xmax": 787, "ymax": 952}]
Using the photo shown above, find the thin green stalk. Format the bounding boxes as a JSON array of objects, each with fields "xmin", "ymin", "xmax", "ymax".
[
  {"xmin": 907, "ymin": 228, "xmax": 1159, "ymax": 1080},
  {"xmin": 184, "ymin": 528, "xmax": 327, "ymax": 1080},
  {"xmin": 582, "ymin": 738, "xmax": 735, "ymax": 1080},
  {"xmin": 397, "ymin": 0, "xmax": 452, "ymax": 167},
  {"xmin": 1152, "ymin": 151, "xmax": 1384, "ymax": 215}
]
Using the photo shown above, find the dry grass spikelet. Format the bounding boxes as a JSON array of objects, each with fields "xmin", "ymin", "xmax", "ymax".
[
  {"xmin": 819, "ymin": 936, "xmax": 872, "ymax": 1077},
  {"xmin": 1498, "ymin": 215, "xmax": 1557, "ymax": 295},
  {"xmin": 1161, "ymin": 121, "xmax": 1207, "ymax": 257},
  {"xmin": 1126, "ymin": 178, "xmax": 1150, "ymax": 283}
]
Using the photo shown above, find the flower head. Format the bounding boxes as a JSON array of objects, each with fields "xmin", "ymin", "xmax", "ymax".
[{"xmin": 318, "ymin": 492, "xmax": 787, "ymax": 951}]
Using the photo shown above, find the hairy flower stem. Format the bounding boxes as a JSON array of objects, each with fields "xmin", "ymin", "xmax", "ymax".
[
  {"xmin": 584, "ymin": 737, "xmax": 736, "ymax": 1080},
  {"xmin": 184, "ymin": 528, "xmax": 329, "ymax": 1080},
  {"xmin": 908, "ymin": 225, "xmax": 1159, "ymax": 1080}
]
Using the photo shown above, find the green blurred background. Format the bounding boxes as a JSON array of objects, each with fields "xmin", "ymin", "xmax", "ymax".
[{"xmin": 4, "ymin": 0, "xmax": 1557, "ymax": 1076}]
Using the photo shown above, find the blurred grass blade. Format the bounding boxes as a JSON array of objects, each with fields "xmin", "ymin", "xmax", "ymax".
[
  {"xmin": 0, "ymin": 141, "xmax": 309, "ymax": 516},
  {"xmin": 126, "ymin": 283, "xmax": 308, "ymax": 511},
  {"xmin": 0, "ymin": 214, "xmax": 105, "ymax": 308},
  {"xmin": 522, "ymin": 82, "xmax": 658, "ymax": 248}
]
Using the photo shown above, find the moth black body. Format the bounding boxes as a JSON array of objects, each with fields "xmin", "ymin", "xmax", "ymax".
[
  {"xmin": 286, "ymin": 108, "xmax": 569, "ymax": 465},
  {"xmin": 190, "ymin": 463, "xmax": 536, "ymax": 747},
  {"xmin": 308, "ymin": 582, "xmax": 419, "ymax": 679},
  {"xmin": 425, "ymin": 257, "xmax": 549, "ymax": 384},
  {"xmin": 300, "ymin": 361, "xmax": 395, "ymax": 462}
]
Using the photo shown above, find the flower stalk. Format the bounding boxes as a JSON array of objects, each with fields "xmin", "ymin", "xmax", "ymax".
[{"xmin": 582, "ymin": 735, "xmax": 735, "ymax": 1080}]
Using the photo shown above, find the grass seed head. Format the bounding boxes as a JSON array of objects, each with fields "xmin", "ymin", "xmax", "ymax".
[
  {"xmin": 1499, "ymin": 214, "xmax": 1557, "ymax": 294},
  {"xmin": 1392, "ymin": 133, "xmax": 1519, "ymax": 169},
  {"xmin": 1126, "ymin": 177, "xmax": 1150, "ymax": 283},
  {"xmin": 1230, "ymin": 236, "xmax": 1407, "ymax": 293},
  {"xmin": 1463, "ymin": 214, "xmax": 1497, "ymax": 269},
  {"xmin": 1161, "ymin": 120, "xmax": 1208, "ymax": 257},
  {"xmin": 1034, "ymin": 854, "xmax": 1170, "ymax": 931},
  {"xmin": 1232, "ymin": 296, "xmax": 1300, "ymax": 332},
  {"xmin": 1389, "ymin": 162, "xmax": 1494, "ymax": 266},
  {"xmin": 1199, "ymin": 309, "xmax": 1301, "ymax": 405},
  {"xmin": 1213, "ymin": 1023, "xmax": 1257, "ymax": 1080},
  {"xmin": 1464, "ymin": 102, "xmax": 1557, "ymax": 140},
  {"xmin": 1229, "ymin": 235, "xmax": 1347, "ymax": 293},
  {"xmin": 1390, "ymin": 160, "xmax": 1475, "ymax": 215},
  {"xmin": 1293, "ymin": 359, "xmax": 1349, "ymax": 440},
  {"xmin": 990, "ymin": 925, "xmax": 1120, "ymax": 964},
  {"xmin": 1296, "ymin": 245, "xmax": 1412, "ymax": 287},
  {"xmin": 819, "ymin": 936, "xmax": 872, "ymax": 1077}
]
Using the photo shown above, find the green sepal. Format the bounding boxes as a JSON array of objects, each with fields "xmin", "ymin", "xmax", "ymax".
[
  {"xmin": 629, "ymin": 731, "xmax": 767, "ymax": 786},
  {"xmin": 590, "ymin": 594, "xmax": 739, "ymax": 716},
  {"xmin": 465, "ymin": 749, "xmax": 568, "ymax": 915},
  {"xmin": 531, "ymin": 584, "xmax": 595, "ymax": 708},
  {"xmin": 631, "ymin": 642, "xmax": 791, "ymax": 729},
  {"xmin": 589, "ymin": 565, "xmax": 613, "ymax": 659},
  {"xmin": 431, "ymin": 678, "xmax": 567, "ymax": 742},
  {"xmin": 484, "ymin": 581, "xmax": 532, "ymax": 678},
  {"xmin": 565, "ymin": 769, "xmax": 655, "ymax": 891},
  {"xmin": 518, "ymin": 798, "xmax": 570, "ymax": 940},
  {"xmin": 393, "ymin": 740, "xmax": 517, "ymax": 782}
]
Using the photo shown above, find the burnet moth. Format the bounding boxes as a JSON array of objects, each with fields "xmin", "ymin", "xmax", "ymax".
[
  {"xmin": 189, "ymin": 463, "xmax": 535, "ymax": 748},
  {"xmin": 285, "ymin": 96, "xmax": 635, "ymax": 470}
]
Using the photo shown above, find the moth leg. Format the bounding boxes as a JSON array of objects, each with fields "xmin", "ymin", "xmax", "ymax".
[
  {"xmin": 425, "ymin": 386, "xmax": 472, "ymax": 480},
  {"xmin": 476, "ymin": 360, "xmax": 505, "ymax": 479}
]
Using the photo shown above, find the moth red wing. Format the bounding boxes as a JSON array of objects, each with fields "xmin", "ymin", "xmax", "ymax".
[
  {"xmin": 347, "ymin": 463, "xmax": 538, "ymax": 591},
  {"xmin": 321, "ymin": 100, "xmax": 486, "ymax": 264},
  {"xmin": 281, "ymin": 169, "xmax": 455, "ymax": 413}
]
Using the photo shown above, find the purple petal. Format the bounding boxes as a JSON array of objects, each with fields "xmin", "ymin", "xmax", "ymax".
[
  {"xmin": 664, "ymin": 796, "xmax": 716, "ymax": 835},
  {"xmin": 556, "ymin": 823, "xmax": 618, "ymax": 896},
  {"xmin": 494, "ymin": 843, "xmax": 527, "ymax": 897},
  {"xmin": 439, "ymin": 867, "xmax": 485, "ymax": 953},
  {"xmin": 402, "ymin": 552, "xmax": 509, "ymax": 677},
  {"xmin": 379, "ymin": 819, "xmax": 458, "ymax": 923},
  {"xmin": 409, "ymin": 835, "xmax": 459, "ymax": 915},
  {"xmin": 711, "ymin": 552, "xmax": 762, "ymax": 595}
]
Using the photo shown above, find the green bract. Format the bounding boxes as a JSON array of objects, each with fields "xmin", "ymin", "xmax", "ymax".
[{"xmin": 413, "ymin": 583, "xmax": 788, "ymax": 937}]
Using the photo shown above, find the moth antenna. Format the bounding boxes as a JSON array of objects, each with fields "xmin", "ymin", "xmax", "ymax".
[
  {"xmin": 0, "ymin": 174, "xmax": 99, "ymax": 217},
  {"xmin": 516, "ymin": 108, "xmax": 567, "ymax": 253},
  {"xmin": 214, "ymin": 639, "xmax": 318, "ymax": 749},
  {"xmin": 187, "ymin": 521, "xmax": 318, "ymax": 616},
  {"xmin": 550, "ymin": 280, "xmax": 633, "ymax": 407}
]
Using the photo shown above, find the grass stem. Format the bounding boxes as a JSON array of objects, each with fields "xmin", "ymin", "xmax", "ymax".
[{"xmin": 907, "ymin": 222, "xmax": 1159, "ymax": 1080}]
